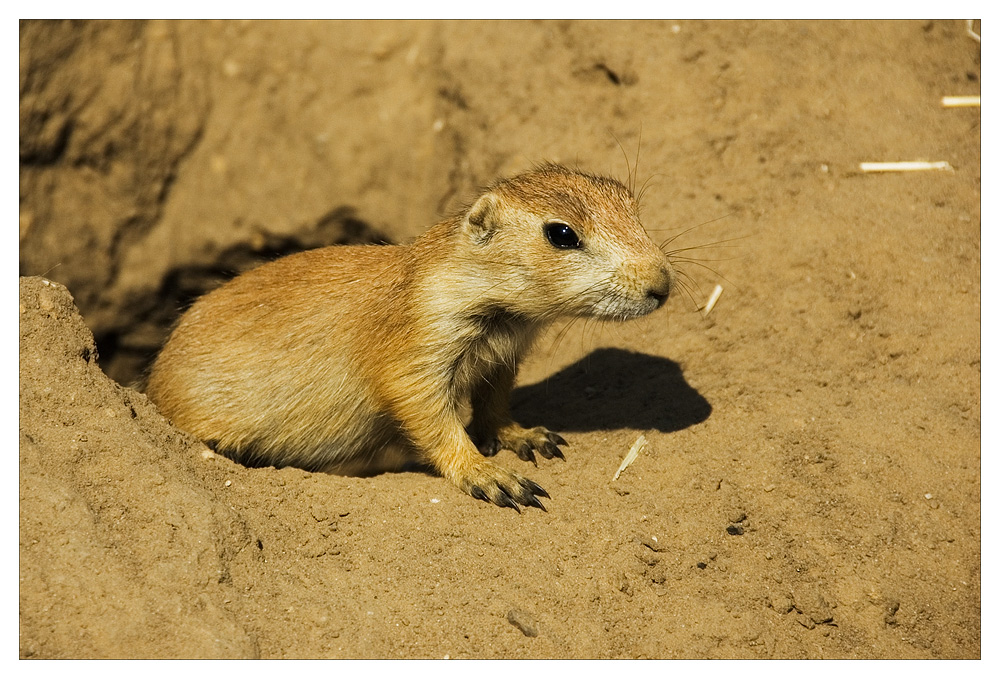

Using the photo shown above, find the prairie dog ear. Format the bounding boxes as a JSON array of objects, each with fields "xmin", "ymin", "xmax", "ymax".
[{"xmin": 465, "ymin": 193, "xmax": 499, "ymax": 245}]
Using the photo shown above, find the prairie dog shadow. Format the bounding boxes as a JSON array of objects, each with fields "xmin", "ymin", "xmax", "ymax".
[{"xmin": 512, "ymin": 347, "xmax": 711, "ymax": 434}]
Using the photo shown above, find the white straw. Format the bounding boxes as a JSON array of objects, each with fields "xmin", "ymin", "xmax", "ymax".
[
  {"xmin": 859, "ymin": 161, "xmax": 954, "ymax": 173},
  {"xmin": 941, "ymin": 95, "xmax": 980, "ymax": 108},
  {"xmin": 702, "ymin": 284, "xmax": 724, "ymax": 316}
]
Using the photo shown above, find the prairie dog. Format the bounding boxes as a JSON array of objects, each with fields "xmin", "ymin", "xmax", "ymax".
[{"xmin": 145, "ymin": 164, "xmax": 675, "ymax": 511}]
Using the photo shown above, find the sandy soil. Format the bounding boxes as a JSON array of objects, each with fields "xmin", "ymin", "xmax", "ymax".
[{"xmin": 19, "ymin": 20, "xmax": 980, "ymax": 658}]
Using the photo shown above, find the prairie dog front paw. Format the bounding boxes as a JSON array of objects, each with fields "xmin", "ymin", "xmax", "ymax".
[
  {"xmin": 477, "ymin": 425, "xmax": 567, "ymax": 465},
  {"xmin": 455, "ymin": 458, "xmax": 550, "ymax": 512}
]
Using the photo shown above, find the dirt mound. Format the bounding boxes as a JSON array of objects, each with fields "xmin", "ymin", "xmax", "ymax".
[
  {"xmin": 19, "ymin": 20, "xmax": 979, "ymax": 658},
  {"xmin": 19, "ymin": 277, "xmax": 259, "ymax": 657}
]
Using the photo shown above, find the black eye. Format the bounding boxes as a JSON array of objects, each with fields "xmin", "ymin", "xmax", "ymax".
[{"xmin": 544, "ymin": 222, "xmax": 581, "ymax": 249}]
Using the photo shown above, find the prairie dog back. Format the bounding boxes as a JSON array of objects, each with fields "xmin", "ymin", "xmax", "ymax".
[{"xmin": 146, "ymin": 164, "xmax": 676, "ymax": 510}]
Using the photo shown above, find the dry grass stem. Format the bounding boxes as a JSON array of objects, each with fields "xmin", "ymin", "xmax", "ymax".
[
  {"xmin": 859, "ymin": 161, "xmax": 954, "ymax": 173},
  {"xmin": 613, "ymin": 434, "xmax": 648, "ymax": 481}
]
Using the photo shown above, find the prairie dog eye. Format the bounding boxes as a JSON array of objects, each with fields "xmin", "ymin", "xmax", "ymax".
[{"xmin": 544, "ymin": 222, "xmax": 582, "ymax": 249}]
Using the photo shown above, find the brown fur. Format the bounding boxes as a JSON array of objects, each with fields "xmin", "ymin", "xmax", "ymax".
[{"xmin": 145, "ymin": 164, "xmax": 675, "ymax": 511}]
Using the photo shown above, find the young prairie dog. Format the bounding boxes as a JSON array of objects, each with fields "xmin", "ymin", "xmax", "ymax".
[{"xmin": 145, "ymin": 164, "xmax": 675, "ymax": 511}]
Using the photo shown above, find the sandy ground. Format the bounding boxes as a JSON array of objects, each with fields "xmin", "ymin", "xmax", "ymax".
[{"xmin": 19, "ymin": 20, "xmax": 980, "ymax": 658}]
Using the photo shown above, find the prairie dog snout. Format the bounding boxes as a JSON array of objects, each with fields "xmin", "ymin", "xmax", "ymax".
[{"xmin": 145, "ymin": 164, "xmax": 675, "ymax": 511}]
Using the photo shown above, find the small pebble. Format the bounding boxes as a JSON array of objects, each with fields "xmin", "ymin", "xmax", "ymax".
[
  {"xmin": 771, "ymin": 594, "xmax": 794, "ymax": 613},
  {"xmin": 640, "ymin": 535, "xmax": 668, "ymax": 552},
  {"xmin": 884, "ymin": 600, "xmax": 900, "ymax": 626},
  {"xmin": 726, "ymin": 524, "xmax": 744, "ymax": 536},
  {"xmin": 506, "ymin": 609, "xmax": 538, "ymax": 637}
]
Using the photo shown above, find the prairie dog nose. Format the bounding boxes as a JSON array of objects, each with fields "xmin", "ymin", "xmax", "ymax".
[{"xmin": 647, "ymin": 262, "xmax": 675, "ymax": 307}]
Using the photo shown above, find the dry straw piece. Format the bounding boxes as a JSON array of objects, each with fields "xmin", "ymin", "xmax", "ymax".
[
  {"xmin": 613, "ymin": 434, "xmax": 648, "ymax": 481},
  {"xmin": 859, "ymin": 161, "xmax": 954, "ymax": 173},
  {"xmin": 967, "ymin": 19, "xmax": 981, "ymax": 43},
  {"xmin": 940, "ymin": 95, "xmax": 980, "ymax": 108},
  {"xmin": 702, "ymin": 284, "xmax": 724, "ymax": 317}
]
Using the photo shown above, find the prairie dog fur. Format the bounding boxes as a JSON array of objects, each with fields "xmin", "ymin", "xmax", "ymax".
[{"xmin": 145, "ymin": 164, "xmax": 675, "ymax": 511}]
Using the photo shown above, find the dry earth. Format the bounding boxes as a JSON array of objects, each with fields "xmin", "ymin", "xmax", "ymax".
[{"xmin": 19, "ymin": 19, "xmax": 980, "ymax": 658}]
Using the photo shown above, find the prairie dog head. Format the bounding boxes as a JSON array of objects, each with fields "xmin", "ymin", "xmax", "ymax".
[{"xmin": 462, "ymin": 164, "xmax": 675, "ymax": 321}]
